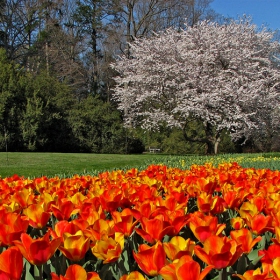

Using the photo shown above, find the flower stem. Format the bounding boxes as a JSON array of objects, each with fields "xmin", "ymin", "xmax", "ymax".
[
  {"xmin": 219, "ymin": 268, "xmax": 227, "ymax": 280},
  {"xmin": 34, "ymin": 265, "xmax": 43, "ymax": 280}
]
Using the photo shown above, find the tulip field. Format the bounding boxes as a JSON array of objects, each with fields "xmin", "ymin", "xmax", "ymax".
[{"xmin": 2, "ymin": 154, "xmax": 280, "ymax": 279}]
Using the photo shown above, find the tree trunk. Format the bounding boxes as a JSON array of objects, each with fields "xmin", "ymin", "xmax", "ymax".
[
  {"xmin": 182, "ymin": 121, "xmax": 221, "ymax": 154},
  {"xmin": 205, "ymin": 139, "xmax": 215, "ymax": 154},
  {"xmin": 126, "ymin": 1, "xmax": 133, "ymax": 58},
  {"xmin": 214, "ymin": 136, "xmax": 221, "ymax": 154},
  {"xmin": 91, "ymin": 2, "xmax": 98, "ymax": 95},
  {"xmin": 204, "ymin": 123, "xmax": 222, "ymax": 154}
]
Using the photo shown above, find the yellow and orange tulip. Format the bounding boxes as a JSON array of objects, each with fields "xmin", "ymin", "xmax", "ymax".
[
  {"xmin": 230, "ymin": 228, "xmax": 262, "ymax": 254},
  {"xmin": 234, "ymin": 267, "xmax": 273, "ymax": 280},
  {"xmin": 51, "ymin": 264, "xmax": 101, "ymax": 280},
  {"xmin": 23, "ymin": 203, "xmax": 51, "ymax": 229},
  {"xmin": 133, "ymin": 241, "xmax": 167, "ymax": 277},
  {"xmin": 160, "ymin": 255, "xmax": 214, "ymax": 280},
  {"xmin": 163, "ymin": 236, "xmax": 195, "ymax": 261},
  {"xmin": 59, "ymin": 230, "xmax": 90, "ymax": 262},
  {"xmin": 51, "ymin": 199, "xmax": 76, "ymax": 221},
  {"xmin": 119, "ymin": 271, "xmax": 146, "ymax": 280},
  {"xmin": 188, "ymin": 212, "xmax": 225, "ymax": 243},
  {"xmin": 91, "ymin": 233, "xmax": 124, "ymax": 263},
  {"xmin": 194, "ymin": 235, "xmax": 242, "ymax": 269}
]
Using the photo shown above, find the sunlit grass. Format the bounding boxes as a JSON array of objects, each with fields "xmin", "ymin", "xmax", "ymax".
[
  {"xmin": 1, "ymin": 152, "xmax": 280, "ymax": 178},
  {"xmin": 0, "ymin": 152, "xmax": 164, "ymax": 178}
]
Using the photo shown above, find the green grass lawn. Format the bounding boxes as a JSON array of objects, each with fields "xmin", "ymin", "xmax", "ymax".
[
  {"xmin": 1, "ymin": 152, "xmax": 280, "ymax": 178},
  {"xmin": 0, "ymin": 152, "xmax": 164, "ymax": 178}
]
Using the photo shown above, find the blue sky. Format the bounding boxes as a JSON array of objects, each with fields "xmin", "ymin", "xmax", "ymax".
[{"xmin": 211, "ymin": 0, "xmax": 280, "ymax": 30}]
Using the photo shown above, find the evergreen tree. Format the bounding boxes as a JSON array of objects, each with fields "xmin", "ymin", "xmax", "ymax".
[{"xmin": 0, "ymin": 48, "xmax": 26, "ymax": 151}]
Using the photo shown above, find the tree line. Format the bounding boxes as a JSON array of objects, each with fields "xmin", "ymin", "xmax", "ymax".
[{"xmin": 0, "ymin": 0, "xmax": 279, "ymax": 154}]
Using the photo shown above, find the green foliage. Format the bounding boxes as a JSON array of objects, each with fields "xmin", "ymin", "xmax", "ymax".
[
  {"xmin": 69, "ymin": 96, "xmax": 144, "ymax": 154},
  {"xmin": 161, "ymin": 128, "xmax": 204, "ymax": 154},
  {"xmin": 139, "ymin": 116, "xmax": 243, "ymax": 155},
  {"xmin": 218, "ymin": 130, "xmax": 236, "ymax": 154},
  {"xmin": 0, "ymin": 48, "xmax": 145, "ymax": 154},
  {"xmin": 21, "ymin": 71, "xmax": 76, "ymax": 152},
  {"xmin": 262, "ymin": 152, "xmax": 280, "ymax": 158},
  {"xmin": 0, "ymin": 48, "xmax": 26, "ymax": 151}
]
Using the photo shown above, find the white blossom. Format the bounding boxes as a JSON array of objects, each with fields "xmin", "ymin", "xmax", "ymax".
[{"xmin": 111, "ymin": 19, "xmax": 280, "ymax": 153}]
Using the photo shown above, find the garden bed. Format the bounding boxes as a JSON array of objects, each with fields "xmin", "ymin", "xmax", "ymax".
[{"xmin": 0, "ymin": 162, "xmax": 280, "ymax": 279}]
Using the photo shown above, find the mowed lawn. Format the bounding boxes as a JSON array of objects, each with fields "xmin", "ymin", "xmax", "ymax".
[
  {"xmin": 0, "ymin": 152, "xmax": 163, "ymax": 178},
  {"xmin": 2, "ymin": 152, "xmax": 280, "ymax": 178}
]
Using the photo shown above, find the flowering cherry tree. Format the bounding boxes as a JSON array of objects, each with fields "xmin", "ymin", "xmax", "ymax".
[{"xmin": 112, "ymin": 19, "xmax": 280, "ymax": 154}]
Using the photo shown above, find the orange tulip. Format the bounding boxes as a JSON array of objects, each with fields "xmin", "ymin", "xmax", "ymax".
[
  {"xmin": 112, "ymin": 209, "xmax": 138, "ymax": 237},
  {"xmin": 230, "ymin": 228, "xmax": 262, "ymax": 254},
  {"xmin": 167, "ymin": 212, "xmax": 190, "ymax": 236},
  {"xmin": 0, "ymin": 210, "xmax": 29, "ymax": 246},
  {"xmin": 194, "ymin": 235, "xmax": 242, "ymax": 269},
  {"xmin": 133, "ymin": 241, "xmax": 167, "ymax": 277},
  {"xmin": 23, "ymin": 203, "xmax": 51, "ymax": 229},
  {"xmin": 119, "ymin": 271, "xmax": 146, "ymax": 280},
  {"xmin": 195, "ymin": 176, "xmax": 217, "ymax": 194},
  {"xmin": 149, "ymin": 208, "xmax": 189, "ymax": 236},
  {"xmin": 59, "ymin": 230, "xmax": 90, "ymax": 261},
  {"xmin": 234, "ymin": 268, "xmax": 273, "ymax": 280},
  {"xmin": 210, "ymin": 196, "xmax": 227, "ymax": 215},
  {"xmin": 51, "ymin": 199, "xmax": 76, "ymax": 221},
  {"xmin": 128, "ymin": 184, "xmax": 158, "ymax": 205},
  {"xmin": 91, "ymin": 233, "xmax": 124, "ymax": 263},
  {"xmin": 258, "ymin": 244, "xmax": 280, "ymax": 274},
  {"xmin": 0, "ymin": 246, "xmax": 23, "ymax": 280},
  {"xmin": 13, "ymin": 231, "xmax": 60, "ymax": 266},
  {"xmin": 188, "ymin": 212, "xmax": 225, "ymax": 243},
  {"xmin": 267, "ymin": 195, "xmax": 280, "ymax": 219},
  {"xmin": 244, "ymin": 214, "xmax": 273, "ymax": 235},
  {"xmin": 51, "ymin": 264, "xmax": 101, "ymax": 280},
  {"xmin": 135, "ymin": 217, "xmax": 173, "ymax": 244},
  {"xmin": 159, "ymin": 255, "xmax": 214, "ymax": 280},
  {"xmin": 163, "ymin": 236, "xmax": 195, "ymax": 261},
  {"xmin": 84, "ymin": 218, "xmax": 115, "ymax": 242},
  {"xmin": 38, "ymin": 192, "xmax": 55, "ymax": 212},
  {"xmin": 271, "ymin": 226, "xmax": 280, "ymax": 245},
  {"xmin": 250, "ymin": 196, "xmax": 266, "ymax": 212},
  {"xmin": 196, "ymin": 192, "xmax": 216, "ymax": 213},
  {"xmin": 155, "ymin": 195, "xmax": 188, "ymax": 212},
  {"xmin": 50, "ymin": 220, "xmax": 89, "ymax": 241},
  {"xmin": 223, "ymin": 190, "xmax": 244, "ymax": 210},
  {"xmin": 79, "ymin": 202, "xmax": 104, "ymax": 226},
  {"xmin": 11, "ymin": 187, "xmax": 35, "ymax": 209},
  {"xmin": 131, "ymin": 201, "xmax": 157, "ymax": 220},
  {"xmin": 99, "ymin": 187, "xmax": 124, "ymax": 212}
]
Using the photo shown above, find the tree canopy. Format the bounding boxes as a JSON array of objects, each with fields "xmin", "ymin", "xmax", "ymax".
[{"xmin": 112, "ymin": 19, "xmax": 280, "ymax": 154}]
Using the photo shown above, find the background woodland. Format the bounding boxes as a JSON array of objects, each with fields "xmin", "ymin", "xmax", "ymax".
[{"xmin": 1, "ymin": 0, "xmax": 279, "ymax": 154}]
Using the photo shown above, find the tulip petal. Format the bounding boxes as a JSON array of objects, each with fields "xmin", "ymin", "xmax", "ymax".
[
  {"xmin": 159, "ymin": 263, "xmax": 177, "ymax": 280},
  {"xmin": 177, "ymin": 261, "xmax": 200, "ymax": 280},
  {"xmin": 65, "ymin": 264, "xmax": 87, "ymax": 280},
  {"xmin": 194, "ymin": 246, "xmax": 211, "ymax": 266},
  {"xmin": 0, "ymin": 247, "xmax": 23, "ymax": 279},
  {"xmin": 211, "ymin": 252, "xmax": 231, "ymax": 269}
]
